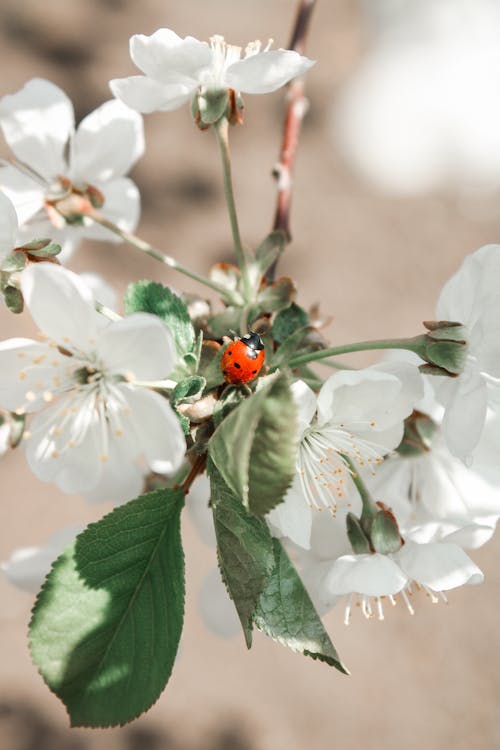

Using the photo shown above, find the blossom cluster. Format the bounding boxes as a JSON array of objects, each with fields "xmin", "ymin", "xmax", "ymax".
[{"xmin": 1, "ymin": 21, "xmax": 499, "ymax": 728}]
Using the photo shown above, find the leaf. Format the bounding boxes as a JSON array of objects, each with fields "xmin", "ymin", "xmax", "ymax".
[
  {"xmin": 171, "ymin": 375, "xmax": 206, "ymax": 434},
  {"xmin": 269, "ymin": 326, "xmax": 310, "ymax": 369},
  {"xmin": 252, "ymin": 277, "xmax": 296, "ymax": 318},
  {"xmin": 208, "ymin": 460, "xmax": 275, "ymax": 647},
  {"xmin": 3, "ymin": 285, "xmax": 23, "ymax": 314},
  {"xmin": 124, "ymin": 281, "xmax": 195, "ymax": 360},
  {"xmin": 26, "ymin": 242, "xmax": 62, "ymax": 258},
  {"xmin": 209, "ymin": 372, "xmax": 297, "ymax": 516},
  {"xmin": 198, "ymin": 340, "xmax": 225, "ymax": 390},
  {"xmin": 272, "ymin": 303, "xmax": 309, "ymax": 344},
  {"xmin": 254, "ymin": 539, "xmax": 348, "ymax": 674},
  {"xmin": 29, "ymin": 488, "xmax": 186, "ymax": 728},
  {"xmin": 246, "ymin": 231, "xmax": 286, "ymax": 288},
  {"xmin": 1, "ymin": 252, "xmax": 26, "ymax": 273}
]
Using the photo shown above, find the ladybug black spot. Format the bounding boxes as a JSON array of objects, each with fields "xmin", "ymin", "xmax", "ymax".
[
  {"xmin": 252, "ymin": 369, "xmax": 257, "ymax": 374},
  {"xmin": 234, "ymin": 362, "xmax": 241, "ymax": 369},
  {"xmin": 227, "ymin": 349, "xmax": 233, "ymax": 356}
]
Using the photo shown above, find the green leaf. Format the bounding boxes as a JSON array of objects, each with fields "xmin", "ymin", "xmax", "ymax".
[
  {"xmin": 272, "ymin": 303, "xmax": 309, "ymax": 344},
  {"xmin": 270, "ymin": 326, "xmax": 310, "ymax": 369},
  {"xmin": 26, "ymin": 242, "xmax": 62, "ymax": 258},
  {"xmin": 1, "ymin": 252, "xmax": 26, "ymax": 273},
  {"xmin": 171, "ymin": 375, "xmax": 206, "ymax": 434},
  {"xmin": 19, "ymin": 237, "xmax": 53, "ymax": 251},
  {"xmin": 29, "ymin": 488, "xmax": 186, "ymax": 728},
  {"xmin": 246, "ymin": 231, "xmax": 286, "ymax": 288},
  {"xmin": 254, "ymin": 539, "xmax": 349, "ymax": 674},
  {"xmin": 124, "ymin": 281, "xmax": 195, "ymax": 360},
  {"xmin": 209, "ymin": 372, "xmax": 297, "ymax": 516},
  {"xmin": 252, "ymin": 277, "xmax": 296, "ymax": 318},
  {"xmin": 208, "ymin": 460, "xmax": 275, "ymax": 647}
]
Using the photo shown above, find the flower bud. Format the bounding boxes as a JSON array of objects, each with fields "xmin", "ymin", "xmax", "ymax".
[
  {"xmin": 346, "ymin": 512, "xmax": 371, "ymax": 554},
  {"xmin": 371, "ymin": 505, "xmax": 403, "ymax": 555},
  {"xmin": 397, "ymin": 409, "xmax": 438, "ymax": 458}
]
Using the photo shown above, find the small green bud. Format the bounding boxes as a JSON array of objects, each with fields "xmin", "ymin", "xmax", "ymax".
[{"xmin": 371, "ymin": 506, "xmax": 403, "ymax": 555}]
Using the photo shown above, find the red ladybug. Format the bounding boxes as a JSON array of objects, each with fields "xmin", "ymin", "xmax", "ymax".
[{"xmin": 221, "ymin": 332, "xmax": 265, "ymax": 385}]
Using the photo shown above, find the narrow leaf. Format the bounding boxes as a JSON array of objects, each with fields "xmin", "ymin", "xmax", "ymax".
[
  {"xmin": 209, "ymin": 372, "xmax": 297, "ymax": 516},
  {"xmin": 254, "ymin": 539, "xmax": 349, "ymax": 674},
  {"xmin": 29, "ymin": 488, "xmax": 186, "ymax": 728},
  {"xmin": 272, "ymin": 303, "xmax": 309, "ymax": 344},
  {"xmin": 209, "ymin": 460, "xmax": 275, "ymax": 647}
]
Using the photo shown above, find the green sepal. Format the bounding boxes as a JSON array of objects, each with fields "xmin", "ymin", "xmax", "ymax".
[
  {"xmin": 24, "ymin": 242, "xmax": 62, "ymax": 258},
  {"xmin": 4, "ymin": 285, "xmax": 23, "ymax": 314},
  {"xmin": 397, "ymin": 410, "xmax": 438, "ymax": 457},
  {"xmin": 1, "ymin": 252, "xmax": 26, "ymax": 273},
  {"xmin": 124, "ymin": 281, "xmax": 195, "ymax": 366},
  {"xmin": 346, "ymin": 512, "xmax": 371, "ymax": 554},
  {"xmin": 370, "ymin": 509, "xmax": 402, "ymax": 554},
  {"xmin": 272, "ymin": 303, "xmax": 309, "ymax": 344},
  {"xmin": 198, "ymin": 90, "xmax": 229, "ymax": 126},
  {"xmin": 209, "ymin": 372, "xmax": 297, "ymax": 516},
  {"xmin": 208, "ymin": 459, "xmax": 275, "ymax": 647},
  {"xmin": 253, "ymin": 539, "xmax": 349, "ymax": 674},
  {"xmin": 9, "ymin": 412, "xmax": 25, "ymax": 448},
  {"xmin": 29, "ymin": 488, "xmax": 186, "ymax": 728}
]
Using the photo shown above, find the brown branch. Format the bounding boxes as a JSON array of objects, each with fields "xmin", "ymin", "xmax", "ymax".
[{"xmin": 270, "ymin": 0, "xmax": 317, "ymax": 275}]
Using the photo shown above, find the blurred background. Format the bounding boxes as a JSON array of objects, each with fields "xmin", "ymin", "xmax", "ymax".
[{"xmin": 1, "ymin": 0, "xmax": 500, "ymax": 748}]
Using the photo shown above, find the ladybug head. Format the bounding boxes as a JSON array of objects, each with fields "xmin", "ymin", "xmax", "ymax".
[{"xmin": 240, "ymin": 331, "xmax": 264, "ymax": 351}]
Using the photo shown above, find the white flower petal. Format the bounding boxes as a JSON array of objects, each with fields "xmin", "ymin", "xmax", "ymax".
[
  {"xmin": 0, "ymin": 165, "xmax": 45, "ymax": 225},
  {"xmin": 118, "ymin": 385, "xmax": 186, "ymax": 475},
  {"xmin": 0, "ymin": 78, "xmax": 74, "ymax": 180},
  {"xmin": 71, "ymin": 100, "xmax": 145, "ymax": 183},
  {"xmin": 440, "ymin": 371, "xmax": 488, "ymax": 459},
  {"xmin": 198, "ymin": 567, "xmax": 240, "ymax": 639},
  {"xmin": 225, "ymin": 50, "xmax": 315, "ymax": 94},
  {"xmin": 437, "ymin": 244, "xmax": 500, "ymax": 325},
  {"xmin": 78, "ymin": 272, "xmax": 117, "ymax": 311},
  {"xmin": 79, "ymin": 177, "xmax": 140, "ymax": 241},
  {"xmin": 322, "ymin": 553, "xmax": 408, "ymax": 597},
  {"xmin": 291, "ymin": 379, "xmax": 317, "ymax": 434},
  {"xmin": 396, "ymin": 540, "xmax": 483, "ymax": 590},
  {"xmin": 0, "ymin": 192, "xmax": 18, "ymax": 256},
  {"xmin": 1, "ymin": 525, "xmax": 83, "ymax": 593},
  {"xmin": 97, "ymin": 313, "xmax": 175, "ymax": 380},
  {"xmin": 187, "ymin": 474, "xmax": 216, "ymax": 547},
  {"xmin": 0, "ymin": 338, "xmax": 65, "ymax": 413},
  {"xmin": 441, "ymin": 523, "xmax": 497, "ymax": 550},
  {"xmin": 110, "ymin": 76, "xmax": 194, "ymax": 114},
  {"xmin": 83, "ymin": 432, "xmax": 144, "ymax": 505},
  {"xmin": 21, "ymin": 263, "xmax": 99, "ymax": 349},
  {"xmin": 130, "ymin": 29, "xmax": 211, "ymax": 83},
  {"xmin": 267, "ymin": 474, "xmax": 313, "ymax": 549},
  {"xmin": 317, "ymin": 362, "xmax": 422, "ymax": 432}
]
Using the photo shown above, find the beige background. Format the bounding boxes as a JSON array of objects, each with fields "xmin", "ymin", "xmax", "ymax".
[{"xmin": 1, "ymin": 1, "xmax": 500, "ymax": 748}]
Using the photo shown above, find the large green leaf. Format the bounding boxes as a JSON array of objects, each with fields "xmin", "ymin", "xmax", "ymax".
[
  {"xmin": 209, "ymin": 461, "xmax": 275, "ymax": 647},
  {"xmin": 29, "ymin": 488, "xmax": 186, "ymax": 727},
  {"xmin": 124, "ymin": 281, "xmax": 195, "ymax": 360},
  {"xmin": 254, "ymin": 539, "xmax": 349, "ymax": 674},
  {"xmin": 208, "ymin": 372, "xmax": 297, "ymax": 516}
]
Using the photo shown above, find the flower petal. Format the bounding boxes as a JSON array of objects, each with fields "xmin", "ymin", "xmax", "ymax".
[
  {"xmin": 0, "ymin": 192, "xmax": 18, "ymax": 256},
  {"xmin": 70, "ymin": 100, "xmax": 145, "ymax": 183},
  {"xmin": 97, "ymin": 313, "xmax": 176, "ymax": 380},
  {"xmin": 225, "ymin": 50, "xmax": 315, "ymax": 94},
  {"xmin": 322, "ymin": 553, "xmax": 408, "ymax": 597},
  {"xmin": 187, "ymin": 474, "xmax": 216, "ymax": 547},
  {"xmin": 1, "ymin": 525, "xmax": 83, "ymax": 593},
  {"xmin": 317, "ymin": 361, "xmax": 422, "ymax": 432},
  {"xmin": 79, "ymin": 177, "xmax": 141, "ymax": 241},
  {"xmin": 130, "ymin": 29, "xmax": 211, "ymax": 83},
  {"xmin": 395, "ymin": 540, "xmax": 483, "ymax": 590},
  {"xmin": 291, "ymin": 379, "xmax": 317, "ymax": 434},
  {"xmin": 267, "ymin": 474, "xmax": 313, "ymax": 549},
  {"xmin": 440, "ymin": 371, "xmax": 487, "ymax": 459},
  {"xmin": 0, "ymin": 338, "xmax": 66, "ymax": 413},
  {"xmin": 437, "ymin": 244, "xmax": 500, "ymax": 326},
  {"xmin": 0, "ymin": 165, "xmax": 45, "ymax": 225},
  {"xmin": 21, "ymin": 263, "xmax": 99, "ymax": 349},
  {"xmin": 118, "ymin": 384, "xmax": 186, "ymax": 475},
  {"xmin": 198, "ymin": 567, "xmax": 240, "ymax": 639},
  {"xmin": 110, "ymin": 76, "xmax": 193, "ymax": 114},
  {"xmin": 83, "ymin": 432, "xmax": 145, "ymax": 505},
  {"xmin": 0, "ymin": 78, "xmax": 74, "ymax": 180}
]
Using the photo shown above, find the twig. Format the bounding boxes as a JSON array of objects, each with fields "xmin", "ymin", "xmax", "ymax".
[{"xmin": 268, "ymin": 0, "xmax": 317, "ymax": 281}]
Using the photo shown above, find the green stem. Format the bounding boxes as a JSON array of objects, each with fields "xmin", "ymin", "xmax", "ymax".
[
  {"xmin": 87, "ymin": 208, "xmax": 239, "ymax": 303},
  {"xmin": 343, "ymin": 455, "xmax": 377, "ymax": 529},
  {"xmin": 95, "ymin": 301, "xmax": 121, "ymax": 322},
  {"xmin": 287, "ymin": 335, "xmax": 426, "ymax": 369},
  {"xmin": 213, "ymin": 117, "xmax": 251, "ymax": 298}
]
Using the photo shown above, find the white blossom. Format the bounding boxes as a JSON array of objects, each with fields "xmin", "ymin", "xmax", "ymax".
[
  {"xmin": 0, "ymin": 191, "xmax": 19, "ymax": 263},
  {"xmin": 110, "ymin": 28, "xmax": 314, "ymax": 114},
  {"xmin": 435, "ymin": 244, "xmax": 500, "ymax": 459},
  {"xmin": 0, "ymin": 78, "xmax": 144, "ymax": 258},
  {"xmin": 0, "ymin": 263, "xmax": 186, "ymax": 502},
  {"xmin": 268, "ymin": 363, "xmax": 423, "ymax": 549}
]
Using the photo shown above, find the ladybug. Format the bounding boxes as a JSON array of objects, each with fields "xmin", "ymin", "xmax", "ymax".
[{"xmin": 221, "ymin": 331, "xmax": 265, "ymax": 385}]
